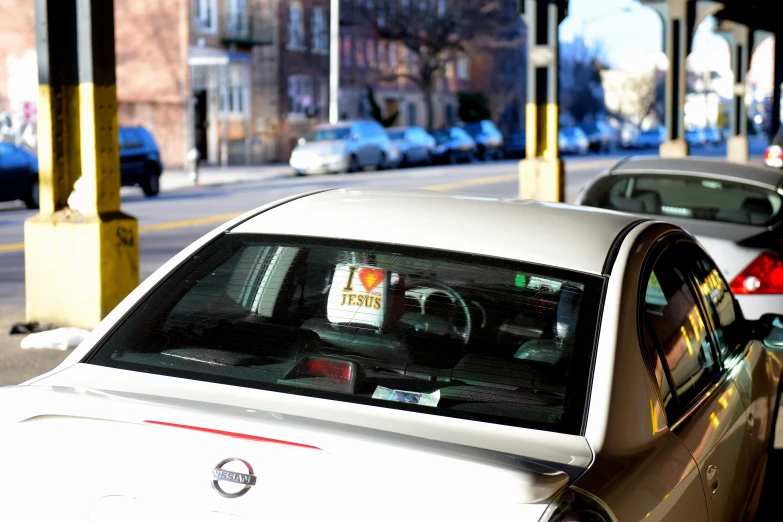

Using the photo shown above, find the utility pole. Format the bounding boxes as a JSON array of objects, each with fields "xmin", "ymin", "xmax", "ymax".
[{"xmin": 329, "ymin": 0, "xmax": 340, "ymax": 123}]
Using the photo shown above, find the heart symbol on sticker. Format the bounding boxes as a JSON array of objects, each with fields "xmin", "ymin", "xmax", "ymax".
[{"xmin": 358, "ymin": 268, "xmax": 385, "ymax": 292}]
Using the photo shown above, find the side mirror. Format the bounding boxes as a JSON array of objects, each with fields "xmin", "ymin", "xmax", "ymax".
[
  {"xmin": 298, "ymin": 137, "xmax": 305, "ymax": 146},
  {"xmin": 352, "ymin": 134, "xmax": 360, "ymax": 141},
  {"xmin": 760, "ymin": 314, "xmax": 783, "ymax": 350}
]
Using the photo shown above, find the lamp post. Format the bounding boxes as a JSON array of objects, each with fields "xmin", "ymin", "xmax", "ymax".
[{"xmin": 329, "ymin": 0, "xmax": 340, "ymax": 123}]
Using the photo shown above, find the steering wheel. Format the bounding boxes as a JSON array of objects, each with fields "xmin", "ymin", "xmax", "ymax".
[{"xmin": 403, "ymin": 282, "xmax": 472, "ymax": 344}]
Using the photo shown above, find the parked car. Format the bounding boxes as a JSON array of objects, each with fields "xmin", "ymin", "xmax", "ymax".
[
  {"xmin": 119, "ymin": 126, "xmax": 163, "ymax": 197},
  {"xmin": 3, "ymin": 188, "xmax": 781, "ymax": 522},
  {"xmin": 0, "ymin": 142, "xmax": 38, "ymax": 208},
  {"xmin": 0, "ymin": 127, "xmax": 162, "ymax": 208},
  {"xmin": 619, "ymin": 124, "xmax": 640, "ymax": 149},
  {"xmin": 460, "ymin": 120, "xmax": 504, "ymax": 160},
  {"xmin": 558, "ymin": 127, "xmax": 589, "ymax": 155},
  {"xmin": 636, "ymin": 126, "xmax": 666, "ymax": 149},
  {"xmin": 576, "ymin": 156, "xmax": 783, "ymax": 318},
  {"xmin": 386, "ymin": 126, "xmax": 435, "ymax": 168},
  {"xmin": 579, "ymin": 121, "xmax": 615, "ymax": 153},
  {"xmin": 703, "ymin": 125, "xmax": 723, "ymax": 145},
  {"xmin": 503, "ymin": 129, "xmax": 526, "ymax": 158},
  {"xmin": 431, "ymin": 127, "xmax": 476, "ymax": 163},
  {"xmin": 290, "ymin": 121, "xmax": 391, "ymax": 175},
  {"xmin": 764, "ymin": 128, "xmax": 783, "ymax": 169},
  {"xmin": 685, "ymin": 127, "xmax": 707, "ymax": 148}
]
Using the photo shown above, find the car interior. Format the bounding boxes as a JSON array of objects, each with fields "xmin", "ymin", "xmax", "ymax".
[
  {"xmin": 600, "ymin": 175, "xmax": 780, "ymax": 226},
  {"xmin": 92, "ymin": 238, "xmax": 599, "ymax": 433}
]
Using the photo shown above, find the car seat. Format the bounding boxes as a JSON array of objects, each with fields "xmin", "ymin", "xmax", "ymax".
[{"xmin": 513, "ymin": 285, "xmax": 582, "ymax": 365}]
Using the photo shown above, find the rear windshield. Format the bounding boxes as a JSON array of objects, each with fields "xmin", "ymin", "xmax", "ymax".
[
  {"xmin": 588, "ymin": 174, "xmax": 782, "ymax": 226},
  {"xmin": 462, "ymin": 123, "xmax": 483, "ymax": 136},
  {"xmin": 87, "ymin": 235, "xmax": 603, "ymax": 435}
]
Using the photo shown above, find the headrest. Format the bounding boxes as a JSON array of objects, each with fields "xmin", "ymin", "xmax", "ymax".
[
  {"xmin": 741, "ymin": 197, "xmax": 773, "ymax": 225},
  {"xmin": 610, "ymin": 196, "xmax": 645, "ymax": 213}
]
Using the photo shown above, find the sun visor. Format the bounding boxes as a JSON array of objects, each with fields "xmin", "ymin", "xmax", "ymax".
[{"xmin": 327, "ymin": 264, "xmax": 389, "ymax": 328}]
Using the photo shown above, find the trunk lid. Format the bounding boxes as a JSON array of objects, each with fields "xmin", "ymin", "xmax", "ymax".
[{"xmin": 1, "ymin": 366, "xmax": 590, "ymax": 521}]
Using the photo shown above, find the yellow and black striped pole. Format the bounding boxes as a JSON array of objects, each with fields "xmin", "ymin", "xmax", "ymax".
[
  {"xmin": 519, "ymin": 0, "xmax": 565, "ymax": 202},
  {"xmin": 25, "ymin": 0, "xmax": 139, "ymax": 329}
]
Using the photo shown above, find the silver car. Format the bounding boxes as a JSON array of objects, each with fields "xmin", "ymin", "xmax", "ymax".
[
  {"xmin": 2, "ymin": 189, "xmax": 781, "ymax": 522},
  {"xmin": 576, "ymin": 156, "xmax": 783, "ymax": 318},
  {"xmin": 386, "ymin": 126, "xmax": 436, "ymax": 167},
  {"xmin": 290, "ymin": 121, "xmax": 391, "ymax": 175}
]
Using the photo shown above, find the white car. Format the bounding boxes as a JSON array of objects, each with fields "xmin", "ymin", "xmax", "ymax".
[
  {"xmin": 576, "ymin": 156, "xmax": 783, "ymax": 318},
  {"xmin": 290, "ymin": 121, "xmax": 391, "ymax": 175},
  {"xmin": 2, "ymin": 189, "xmax": 782, "ymax": 522}
]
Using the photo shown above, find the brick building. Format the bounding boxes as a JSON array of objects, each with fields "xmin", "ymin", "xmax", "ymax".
[{"xmin": 335, "ymin": 0, "xmax": 471, "ymax": 131}]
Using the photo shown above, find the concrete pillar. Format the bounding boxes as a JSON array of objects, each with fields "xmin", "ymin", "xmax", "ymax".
[
  {"xmin": 25, "ymin": 0, "xmax": 139, "ymax": 329},
  {"xmin": 656, "ymin": 0, "xmax": 691, "ymax": 158},
  {"xmin": 519, "ymin": 0, "xmax": 564, "ymax": 202},
  {"xmin": 722, "ymin": 23, "xmax": 751, "ymax": 163},
  {"xmin": 772, "ymin": 34, "xmax": 782, "ymax": 138}
]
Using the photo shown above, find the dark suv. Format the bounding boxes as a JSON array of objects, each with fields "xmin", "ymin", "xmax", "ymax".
[{"xmin": 119, "ymin": 126, "xmax": 163, "ymax": 196}]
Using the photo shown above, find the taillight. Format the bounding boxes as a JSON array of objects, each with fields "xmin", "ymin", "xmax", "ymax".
[
  {"xmin": 765, "ymin": 145, "xmax": 783, "ymax": 167},
  {"xmin": 729, "ymin": 251, "xmax": 783, "ymax": 294},
  {"xmin": 305, "ymin": 358, "xmax": 353, "ymax": 381}
]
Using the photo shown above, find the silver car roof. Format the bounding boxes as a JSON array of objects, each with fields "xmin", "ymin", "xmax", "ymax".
[
  {"xmin": 230, "ymin": 188, "xmax": 645, "ymax": 275},
  {"xmin": 610, "ymin": 156, "xmax": 783, "ymax": 190}
]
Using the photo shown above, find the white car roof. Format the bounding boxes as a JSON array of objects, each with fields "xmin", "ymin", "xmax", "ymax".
[{"xmin": 229, "ymin": 188, "xmax": 644, "ymax": 275}]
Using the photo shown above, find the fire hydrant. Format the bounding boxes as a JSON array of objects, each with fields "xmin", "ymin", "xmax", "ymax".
[{"xmin": 187, "ymin": 147, "xmax": 200, "ymax": 185}]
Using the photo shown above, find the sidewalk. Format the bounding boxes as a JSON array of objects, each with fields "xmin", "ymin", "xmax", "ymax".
[{"xmin": 159, "ymin": 163, "xmax": 294, "ymax": 192}]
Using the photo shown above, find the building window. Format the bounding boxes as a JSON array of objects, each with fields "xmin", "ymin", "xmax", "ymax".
[
  {"xmin": 288, "ymin": 3, "xmax": 305, "ymax": 50},
  {"xmin": 288, "ymin": 75, "xmax": 314, "ymax": 115},
  {"xmin": 401, "ymin": 46, "xmax": 409, "ymax": 72},
  {"xmin": 377, "ymin": 42, "xmax": 385, "ymax": 72},
  {"xmin": 357, "ymin": 38, "xmax": 366, "ymax": 67},
  {"xmin": 366, "ymin": 40, "xmax": 375, "ymax": 68},
  {"xmin": 220, "ymin": 87, "xmax": 250, "ymax": 117},
  {"xmin": 195, "ymin": 0, "xmax": 217, "ymax": 33},
  {"xmin": 312, "ymin": 7, "xmax": 328, "ymax": 53},
  {"xmin": 226, "ymin": 0, "xmax": 248, "ymax": 36},
  {"xmin": 342, "ymin": 35, "xmax": 352, "ymax": 65},
  {"xmin": 456, "ymin": 54, "xmax": 468, "ymax": 79},
  {"xmin": 389, "ymin": 43, "xmax": 398, "ymax": 70},
  {"xmin": 407, "ymin": 102, "xmax": 417, "ymax": 126}
]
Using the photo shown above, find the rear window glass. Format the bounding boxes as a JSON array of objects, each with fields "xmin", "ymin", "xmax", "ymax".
[
  {"xmin": 304, "ymin": 128, "xmax": 351, "ymax": 142},
  {"xmin": 387, "ymin": 130, "xmax": 405, "ymax": 140},
  {"xmin": 593, "ymin": 174, "xmax": 782, "ymax": 226},
  {"xmin": 87, "ymin": 235, "xmax": 603, "ymax": 435}
]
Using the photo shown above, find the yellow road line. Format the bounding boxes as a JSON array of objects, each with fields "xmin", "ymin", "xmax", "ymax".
[
  {"xmin": 138, "ymin": 212, "xmax": 242, "ymax": 232},
  {"xmin": 0, "ymin": 158, "xmax": 617, "ymax": 253},
  {"xmin": 0, "ymin": 242, "xmax": 24, "ymax": 253}
]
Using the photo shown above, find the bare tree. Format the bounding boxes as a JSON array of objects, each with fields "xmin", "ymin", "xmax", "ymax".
[
  {"xmin": 602, "ymin": 67, "xmax": 665, "ymax": 128},
  {"xmin": 559, "ymin": 38, "xmax": 608, "ymax": 124},
  {"xmin": 359, "ymin": 0, "xmax": 510, "ymax": 130}
]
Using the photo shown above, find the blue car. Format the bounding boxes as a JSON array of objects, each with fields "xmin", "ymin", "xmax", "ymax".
[
  {"xmin": 0, "ymin": 142, "xmax": 38, "ymax": 208},
  {"xmin": 0, "ymin": 126, "xmax": 163, "ymax": 209},
  {"xmin": 118, "ymin": 126, "xmax": 163, "ymax": 197}
]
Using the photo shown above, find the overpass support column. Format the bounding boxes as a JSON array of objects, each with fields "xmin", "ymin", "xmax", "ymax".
[
  {"xmin": 519, "ymin": 0, "xmax": 564, "ymax": 202},
  {"xmin": 25, "ymin": 0, "xmax": 138, "ymax": 330},
  {"xmin": 653, "ymin": 0, "xmax": 691, "ymax": 158},
  {"xmin": 772, "ymin": 33, "xmax": 783, "ymax": 138},
  {"xmin": 722, "ymin": 23, "xmax": 751, "ymax": 163}
]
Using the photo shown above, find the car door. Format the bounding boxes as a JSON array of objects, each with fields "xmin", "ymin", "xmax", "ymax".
[
  {"xmin": 0, "ymin": 143, "xmax": 30, "ymax": 199},
  {"xmin": 687, "ymin": 244, "xmax": 776, "ymax": 506},
  {"xmin": 642, "ymin": 241, "xmax": 749, "ymax": 522},
  {"xmin": 353, "ymin": 123, "xmax": 370, "ymax": 166}
]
